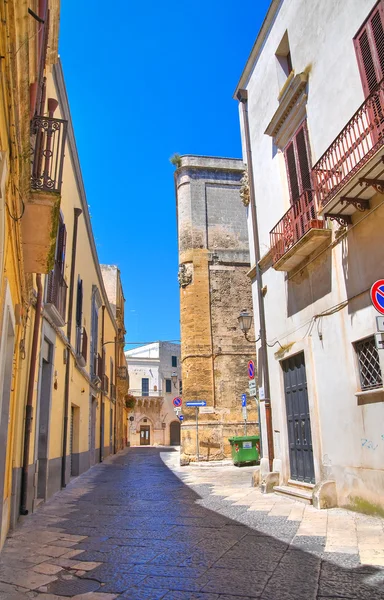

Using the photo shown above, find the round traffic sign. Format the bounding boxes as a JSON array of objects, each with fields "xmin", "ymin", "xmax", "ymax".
[
  {"xmin": 173, "ymin": 397, "xmax": 182, "ymax": 407},
  {"xmin": 370, "ymin": 280, "xmax": 384, "ymax": 315},
  {"xmin": 248, "ymin": 360, "xmax": 255, "ymax": 379}
]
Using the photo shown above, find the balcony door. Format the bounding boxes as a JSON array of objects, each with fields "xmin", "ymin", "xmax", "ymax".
[{"xmin": 354, "ymin": 2, "xmax": 384, "ymax": 143}]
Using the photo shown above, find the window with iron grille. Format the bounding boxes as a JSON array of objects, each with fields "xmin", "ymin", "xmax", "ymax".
[{"xmin": 355, "ymin": 336, "xmax": 383, "ymax": 390}]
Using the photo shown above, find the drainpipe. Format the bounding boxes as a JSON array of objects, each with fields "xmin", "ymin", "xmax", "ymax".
[
  {"xmin": 61, "ymin": 207, "xmax": 82, "ymax": 488},
  {"xmin": 113, "ymin": 334, "xmax": 117, "ymax": 454},
  {"xmin": 20, "ymin": 274, "xmax": 43, "ymax": 515},
  {"xmin": 237, "ymin": 89, "xmax": 274, "ymax": 471},
  {"xmin": 100, "ymin": 305, "xmax": 105, "ymax": 462}
]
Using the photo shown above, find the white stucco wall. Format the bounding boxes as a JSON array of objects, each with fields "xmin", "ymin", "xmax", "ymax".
[
  {"xmin": 125, "ymin": 342, "xmax": 182, "ymax": 445},
  {"xmin": 238, "ymin": 0, "xmax": 384, "ymax": 510}
]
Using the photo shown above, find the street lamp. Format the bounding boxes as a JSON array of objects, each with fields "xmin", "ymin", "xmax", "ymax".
[
  {"xmin": 238, "ymin": 310, "xmax": 259, "ymax": 343},
  {"xmin": 171, "ymin": 371, "xmax": 178, "ymax": 388}
]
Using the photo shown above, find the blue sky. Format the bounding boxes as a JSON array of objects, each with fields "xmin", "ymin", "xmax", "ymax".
[{"xmin": 59, "ymin": 0, "xmax": 270, "ymax": 348}]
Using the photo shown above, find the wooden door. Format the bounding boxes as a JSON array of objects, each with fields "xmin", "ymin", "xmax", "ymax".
[
  {"xmin": 282, "ymin": 353, "xmax": 315, "ymax": 484},
  {"xmin": 140, "ymin": 426, "xmax": 150, "ymax": 446}
]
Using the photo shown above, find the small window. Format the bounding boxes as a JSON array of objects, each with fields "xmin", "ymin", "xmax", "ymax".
[
  {"xmin": 355, "ymin": 336, "xmax": 383, "ymax": 390},
  {"xmin": 179, "ymin": 380, "xmax": 183, "ymax": 395},
  {"xmin": 165, "ymin": 379, "xmax": 172, "ymax": 393},
  {"xmin": 275, "ymin": 31, "xmax": 293, "ymax": 88},
  {"xmin": 142, "ymin": 378, "xmax": 149, "ymax": 396},
  {"xmin": 172, "ymin": 355, "xmax": 177, "ymax": 367},
  {"xmin": 354, "ymin": 1, "xmax": 384, "ymax": 98}
]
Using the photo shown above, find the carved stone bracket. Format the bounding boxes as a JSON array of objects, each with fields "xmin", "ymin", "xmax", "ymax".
[
  {"xmin": 178, "ymin": 263, "xmax": 193, "ymax": 288},
  {"xmin": 324, "ymin": 213, "xmax": 352, "ymax": 227},
  {"xmin": 359, "ymin": 177, "xmax": 384, "ymax": 194},
  {"xmin": 240, "ymin": 169, "xmax": 250, "ymax": 207},
  {"xmin": 340, "ymin": 196, "xmax": 370, "ymax": 212}
]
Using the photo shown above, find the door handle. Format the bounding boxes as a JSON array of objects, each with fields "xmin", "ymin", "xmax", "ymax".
[
  {"xmin": 301, "ymin": 420, "xmax": 307, "ymax": 445},
  {"xmin": 295, "ymin": 421, "xmax": 300, "ymax": 444}
]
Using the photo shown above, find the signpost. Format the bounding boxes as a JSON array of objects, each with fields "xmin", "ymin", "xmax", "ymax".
[
  {"xmin": 248, "ymin": 380, "xmax": 257, "ymax": 397},
  {"xmin": 178, "ymin": 415, "xmax": 184, "ymax": 421},
  {"xmin": 186, "ymin": 401, "xmax": 206, "ymax": 461},
  {"xmin": 370, "ymin": 280, "xmax": 384, "ymax": 315}
]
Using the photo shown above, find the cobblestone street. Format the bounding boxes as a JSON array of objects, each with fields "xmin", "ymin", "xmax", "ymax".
[{"xmin": 0, "ymin": 448, "xmax": 383, "ymax": 600}]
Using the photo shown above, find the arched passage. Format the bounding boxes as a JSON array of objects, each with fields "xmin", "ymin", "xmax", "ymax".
[{"xmin": 170, "ymin": 420, "xmax": 181, "ymax": 446}]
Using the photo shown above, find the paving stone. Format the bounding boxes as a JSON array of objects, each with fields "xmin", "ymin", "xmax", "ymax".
[
  {"xmin": 0, "ymin": 565, "xmax": 57, "ymax": 590},
  {"xmin": 32, "ymin": 563, "xmax": 64, "ymax": 575},
  {"xmin": 46, "ymin": 577, "xmax": 100, "ymax": 597}
]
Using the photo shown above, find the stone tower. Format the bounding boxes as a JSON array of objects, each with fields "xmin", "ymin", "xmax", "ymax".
[{"xmin": 175, "ymin": 155, "xmax": 257, "ymax": 461}]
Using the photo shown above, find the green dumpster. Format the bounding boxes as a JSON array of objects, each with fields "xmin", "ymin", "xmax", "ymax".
[{"xmin": 228, "ymin": 435, "xmax": 260, "ymax": 466}]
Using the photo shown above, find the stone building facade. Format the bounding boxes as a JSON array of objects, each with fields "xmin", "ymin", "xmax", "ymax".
[
  {"xmin": 125, "ymin": 342, "xmax": 182, "ymax": 446},
  {"xmin": 175, "ymin": 156, "xmax": 257, "ymax": 461}
]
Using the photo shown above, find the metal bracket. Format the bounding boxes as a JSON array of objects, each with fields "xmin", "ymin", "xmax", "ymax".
[
  {"xmin": 359, "ymin": 177, "xmax": 384, "ymax": 194},
  {"xmin": 324, "ymin": 213, "xmax": 352, "ymax": 227},
  {"xmin": 340, "ymin": 197, "xmax": 370, "ymax": 212}
]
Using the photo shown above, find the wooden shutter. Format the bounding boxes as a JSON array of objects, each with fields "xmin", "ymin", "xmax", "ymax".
[
  {"xmin": 284, "ymin": 122, "xmax": 312, "ymax": 203},
  {"xmin": 354, "ymin": 1, "xmax": 384, "ymax": 97},
  {"xmin": 56, "ymin": 220, "xmax": 67, "ymax": 274},
  {"xmin": 76, "ymin": 279, "xmax": 83, "ymax": 328}
]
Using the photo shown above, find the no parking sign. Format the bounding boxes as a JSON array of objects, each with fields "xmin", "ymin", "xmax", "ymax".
[{"xmin": 370, "ymin": 280, "xmax": 384, "ymax": 315}]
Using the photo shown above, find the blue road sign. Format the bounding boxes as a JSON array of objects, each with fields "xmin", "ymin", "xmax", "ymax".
[
  {"xmin": 186, "ymin": 401, "xmax": 207, "ymax": 407},
  {"xmin": 178, "ymin": 415, "xmax": 184, "ymax": 421},
  {"xmin": 241, "ymin": 394, "xmax": 247, "ymax": 407},
  {"xmin": 173, "ymin": 397, "xmax": 182, "ymax": 407}
]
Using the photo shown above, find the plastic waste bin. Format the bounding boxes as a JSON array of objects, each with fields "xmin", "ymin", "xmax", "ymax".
[{"xmin": 228, "ymin": 435, "xmax": 260, "ymax": 466}]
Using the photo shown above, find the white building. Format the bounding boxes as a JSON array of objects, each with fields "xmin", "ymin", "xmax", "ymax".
[
  {"xmin": 125, "ymin": 342, "xmax": 182, "ymax": 446},
  {"xmin": 235, "ymin": 0, "xmax": 384, "ymax": 511}
]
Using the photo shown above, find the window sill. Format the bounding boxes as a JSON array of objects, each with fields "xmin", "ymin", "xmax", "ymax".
[{"xmin": 355, "ymin": 388, "xmax": 384, "ymax": 405}]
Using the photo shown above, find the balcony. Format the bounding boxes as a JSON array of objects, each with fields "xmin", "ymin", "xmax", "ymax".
[
  {"xmin": 270, "ymin": 190, "xmax": 331, "ymax": 272},
  {"xmin": 313, "ymin": 79, "xmax": 384, "ymax": 225},
  {"xmin": 45, "ymin": 262, "xmax": 67, "ymax": 327},
  {"xmin": 21, "ymin": 115, "xmax": 68, "ymax": 273}
]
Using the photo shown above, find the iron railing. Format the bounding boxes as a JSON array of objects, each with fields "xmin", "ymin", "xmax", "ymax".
[
  {"xmin": 313, "ymin": 79, "xmax": 384, "ymax": 207},
  {"xmin": 30, "ymin": 115, "xmax": 68, "ymax": 194},
  {"xmin": 270, "ymin": 190, "xmax": 323, "ymax": 263},
  {"xmin": 46, "ymin": 262, "xmax": 67, "ymax": 321}
]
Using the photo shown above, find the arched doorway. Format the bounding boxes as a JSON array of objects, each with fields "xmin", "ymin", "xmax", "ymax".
[{"xmin": 170, "ymin": 420, "xmax": 181, "ymax": 446}]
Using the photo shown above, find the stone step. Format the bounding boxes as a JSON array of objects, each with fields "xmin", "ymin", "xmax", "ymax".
[{"xmin": 273, "ymin": 484, "xmax": 313, "ymax": 504}]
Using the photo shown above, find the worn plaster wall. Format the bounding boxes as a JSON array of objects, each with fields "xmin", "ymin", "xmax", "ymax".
[{"xmin": 176, "ymin": 156, "xmax": 257, "ymax": 461}]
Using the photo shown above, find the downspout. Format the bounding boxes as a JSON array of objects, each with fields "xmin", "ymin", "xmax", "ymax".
[
  {"xmin": 100, "ymin": 305, "xmax": 105, "ymax": 462},
  {"xmin": 113, "ymin": 334, "xmax": 117, "ymax": 454},
  {"xmin": 237, "ymin": 89, "xmax": 274, "ymax": 471},
  {"xmin": 61, "ymin": 207, "xmax": 82, "ymax": 488},
  {"xmin": 20, "ymin": 274, "xmax": 43, "ymax": 515}
]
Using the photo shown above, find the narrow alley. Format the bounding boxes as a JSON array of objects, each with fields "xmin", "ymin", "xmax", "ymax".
[{"xmin": 0, "ymin": 448, "xmax": 383, "ymax": 600}]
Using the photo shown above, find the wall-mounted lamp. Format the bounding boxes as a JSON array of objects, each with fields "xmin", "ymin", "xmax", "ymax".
[
  {"xmin": 238, "ymin": 310, "xmax": 260, "ymax": 343},
  {"xmin": 171, "ymin": 371, "xmax": 178, "ymax": 388}
]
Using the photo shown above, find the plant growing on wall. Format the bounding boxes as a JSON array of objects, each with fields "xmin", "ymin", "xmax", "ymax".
[
  {"xmin": 170, "ymin": 153, "xmax": 182, "ymax": 168},
  {"xmin": 125, "ymin": 393, "xmax": 136, "ymax": 409}
]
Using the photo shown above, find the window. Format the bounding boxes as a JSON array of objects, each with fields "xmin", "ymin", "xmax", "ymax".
[
  {"xmin": 275, "ymin": 31, "xmax": 293, "ymax": 88},
  {"xmin": 179, "ymin": 380, "xmax": 183, "ymax": 395},
  {"xmin": 172, "ymin": 355, "xmax": 177, "ymax": 367},
  {"xmin": 354, "ymin": 1, "xmax": 384, "ymax": 98},
  {"xmin": 142, "ymin": 378, "xmax": 149, "ymax": 396},
  {"xmin": 75, "ymin": 277, "xmax": 83, "ymax": 355},
  {"xmin": 355, "ymin": 336, "xmax": 383, "ymax": 390},
  {"xmin": 165, "ymin": 379, "xmax": 172, "ymax": 393},
  {"xmin": 284, "ymin": 122, "xmax": 312, "ymax": 203}
]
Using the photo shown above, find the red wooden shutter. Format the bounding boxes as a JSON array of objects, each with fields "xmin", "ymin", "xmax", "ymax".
[
  {"xmin": 284, "ymin": 122, "xmax": 312, "ymax": 203},
  {"xmin": 285, "ymin": 142, "xmax": 300, "ymax": 202},
  {"xmin": 354, "ymin": 1, "xmax": 384, "ymax": 97}
]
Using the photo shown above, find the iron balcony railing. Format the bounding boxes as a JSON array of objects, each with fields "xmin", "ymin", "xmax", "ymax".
[
  {"xmin": 30, "ymin": 115, "xmax": 68, "ymax": 194},
  {"xmin": 270, "ymin": 189, "xmax": 324, "ymax": 263},
  {"xmin": 46, "ymin": 262, "xmax": 67, "ymax": 322},
  {"xmin": 313, "ymin": 78, "xmax": 384, "ymax": 207}
]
